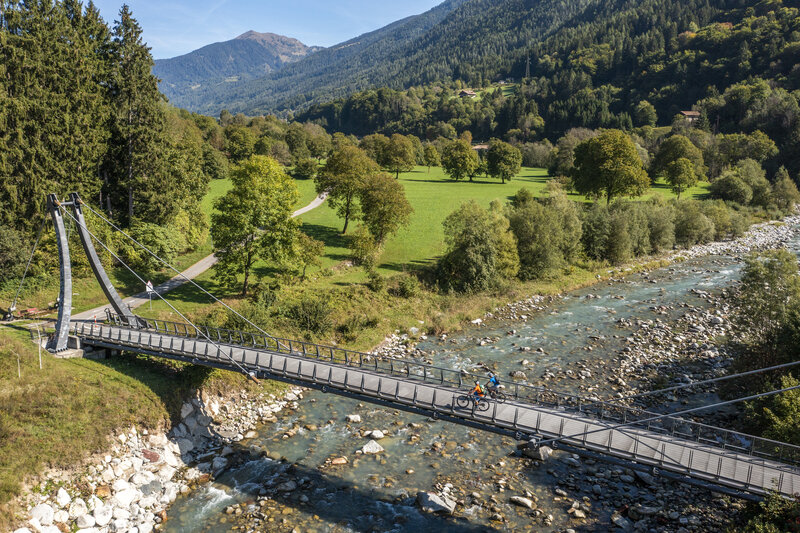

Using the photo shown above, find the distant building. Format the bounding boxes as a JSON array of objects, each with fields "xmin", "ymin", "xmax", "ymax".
[
  {"xmin": 459, "ymin": 89, "xmax": 478, "ymax": 98},
  {"xmin": 472, "ymin": 144, "xmax": 489, "ymax": 151},
  {"xmin": 680, "ymin": 110, "xmax": 701, "ymax": 124}
]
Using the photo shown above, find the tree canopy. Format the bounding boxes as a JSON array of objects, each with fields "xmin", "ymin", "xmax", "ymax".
[{"xmin": 572, "ymin": 130, "xmax": 650, "ymax": 204}]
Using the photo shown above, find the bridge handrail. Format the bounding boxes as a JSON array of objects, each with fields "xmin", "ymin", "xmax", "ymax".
[{"xmin": 91, "ymin": 313, "xmax": 800, "ymax": 469}]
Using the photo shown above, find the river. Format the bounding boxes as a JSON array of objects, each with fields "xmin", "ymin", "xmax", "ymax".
[{"xmin": 163, "ymin": 228, "xmax": 800, "ymax": 532}]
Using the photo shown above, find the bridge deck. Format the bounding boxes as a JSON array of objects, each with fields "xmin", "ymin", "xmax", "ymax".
[{"xmin": 72, "ymin": 321, "xmax": 800, "ymax": 498}]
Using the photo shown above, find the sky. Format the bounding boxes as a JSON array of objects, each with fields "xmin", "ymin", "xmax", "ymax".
[{"xmin": 90, "ymin": 0, "xmax": 444, "ymax": 59}]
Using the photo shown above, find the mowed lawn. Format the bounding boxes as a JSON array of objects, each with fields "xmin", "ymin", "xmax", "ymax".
[{"xmin": 294, "ymin": 166, "xmax": 710, "ymax": 274}]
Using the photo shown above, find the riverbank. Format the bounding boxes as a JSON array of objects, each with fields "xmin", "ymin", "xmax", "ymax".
[
  {"xmin": 11, "ymin": 386, "xmax": 303, "ymax": 533},
  {"xmin": 9, "ymin": 213, "xmax": 798, "ymax": 532}
]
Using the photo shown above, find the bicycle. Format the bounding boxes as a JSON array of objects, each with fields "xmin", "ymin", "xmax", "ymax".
[
  {"xmin": 486, "ymin": 388, "xmax": 507, "ymax": 403},
  {"xmin": 456, "ymin": 393, "xmax": 491, "ymax": 412}
]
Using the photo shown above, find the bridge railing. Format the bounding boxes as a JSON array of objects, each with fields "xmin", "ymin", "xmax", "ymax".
[{"xmin": 95, "ymin": 313, "xmax": 800, "ymax": 469}]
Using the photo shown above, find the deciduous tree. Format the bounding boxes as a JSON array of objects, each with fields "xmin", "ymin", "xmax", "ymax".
[
  {"xmin": 486, "ymin": 139, "xmax": 522, "ymax": 184},
  {"xmin": 384, "ymin": 134, "xmax": 416, "ymax": 178},
  {"xmin": 572, "ymin": 130, "xmax": 650, "ymax": 204},
  {"xmin": 211, "ymin": 156, "xmax": 299, "ymax": 295},
  {"xmin": 315, "ymin": 145, "xmax": 379, "ymax": 234},
  {"xmin": 664, "ymin": 157, "xmax": 697, "ymax": 198},
  {"xmin": 358, "ymin": 173, "xmax": 413, "ymax": 243},
  {"xmin": 441, "ymin": 140, "xmax": 480, "ymax": 181}
]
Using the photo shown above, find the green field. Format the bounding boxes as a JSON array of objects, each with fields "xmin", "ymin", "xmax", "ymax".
[{"xmin": 292, "ymin": 166, "xmax": 710, "ymax": 276}]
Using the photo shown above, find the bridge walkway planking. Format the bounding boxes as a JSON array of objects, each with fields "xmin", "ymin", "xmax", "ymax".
[{"xmin": 71, "ymin": 320, "xmax": 800, "ymax": 499}]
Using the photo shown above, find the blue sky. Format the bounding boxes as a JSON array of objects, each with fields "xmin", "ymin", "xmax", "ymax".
[{"xmin": 90, "ymin": 0, "xmax": 443, "ymax": 59}]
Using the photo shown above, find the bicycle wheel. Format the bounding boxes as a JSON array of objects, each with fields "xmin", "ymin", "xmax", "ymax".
[
  {"xmin": 455, "ymin": 395, "xmax": 471, "ymax": 409},
  {"xmin": 494, "ymin": 391, "xmax": 507, "ymax": 404},
  {"xmin": 476, "ymin": 399, "xmax": 491, "ymax": 412}
]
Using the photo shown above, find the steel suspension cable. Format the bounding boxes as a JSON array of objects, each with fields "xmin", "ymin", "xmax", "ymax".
[
  {"xmin": 609, "ymin": 359, "xmax": 800, "ymax": 404},
  {"xmin": 9, "ymin": 217, "xmax": 47, "ymax": 315},
  {"xmin": 59, "ymin": 206, "xmax": 258, "ymax": 382},
  {"xmin": 538, "ymin": 382, "xmax": 800, "ymax": 449},
  {"xmin": 80, "ymin": 201, "xmax": 289, "ymax": 350}
]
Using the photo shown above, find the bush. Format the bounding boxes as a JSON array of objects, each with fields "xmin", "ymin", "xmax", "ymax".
[
  {"xmin": 702, "ymin": 200, "xmax": 734, "ymax": 240},
  {"xmin": 644, "ymin": 201, "xmax": 675, "ymax": 252},
  {"xmin": 336, "ymin": 314, "xmax": 378, "ymax": 342},
  {"xmin": 289, "ymin": 295, "xmax": 333, "ymax": 334},
  {"xmin": 127, "ymin": 222, "xmax": 185, "ymax": 276},
  {"xmin": 0, "ymin": 226, "xmax": 28, "ymax": 285},
  {"xmin": 349, "ymin": 227, "xmax": 382, "ymax": 271},
  {"xmin": 292, "ymin": 158, "xmax": 318, "ymax": 179},
  {"xmin": 395, "ymin": 274, "xmax": 421, "ymax": 298},
  {"xmin": 613, "ymin": 202, "xmax": 650, "ymax": 256},
  {"xmin": 367, "ymin": 270, "xmax": 386, "ymax": 292},
  {"xmin": 581, "ymin": 203, "xmax": 611, "ymax": 261},
  {"xmin": 606, "ymin": 211, "xmax": 633, "ymax": 264},
  {"xmin": 711, "ymin": 171, "xmax": 753, "ymax": 205},
  {"xmin": 674, "ymin": 201, "xmax": 715, "ymax": 247},
  {"xmin": 519, "ymin": 140, "xmax": 554, "ymax": 168}
]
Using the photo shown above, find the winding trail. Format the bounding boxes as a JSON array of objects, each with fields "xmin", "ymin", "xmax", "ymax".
[{"xmin": 72, "ymin": 193, "xmax": 328, "ymax": 321}]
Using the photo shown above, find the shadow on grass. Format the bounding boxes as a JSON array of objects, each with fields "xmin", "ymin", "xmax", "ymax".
[{"xmin": 300, "ymin": 223, "xmax": 349, "ymax": 250}]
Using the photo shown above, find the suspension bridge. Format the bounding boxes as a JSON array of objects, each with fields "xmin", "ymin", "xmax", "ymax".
[{"xmin": 10, "ymin": 193, "xmax": 800, "ymax": 500}]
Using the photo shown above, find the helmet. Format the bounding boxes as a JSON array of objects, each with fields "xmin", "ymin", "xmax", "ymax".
[{"xmin": 474, "ymin": 380, "xmax": 480, "ymax": 385}]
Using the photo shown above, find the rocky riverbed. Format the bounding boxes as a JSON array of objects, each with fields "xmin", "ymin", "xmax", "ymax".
[{"xmin": 12, "ymin": 387, "xmax": 303, "ymax": 533}]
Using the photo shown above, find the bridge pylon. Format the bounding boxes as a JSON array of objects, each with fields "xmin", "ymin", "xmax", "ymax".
[{"xmin": 45, "ymin": 193, "xmax": 137, "ymax": 352}]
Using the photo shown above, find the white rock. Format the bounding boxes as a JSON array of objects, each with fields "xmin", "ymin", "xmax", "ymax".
[
  {"xmin": 368, "ymin": 430, "xmax": 385, "ymax": 440},
  {"xmin": 161, "ymin": 448, "xmax": 180, "ymax": 468},
  {"xmin": 39, "ymin": 527, "xmax": 61, "ymax": 533},
  {"xmin": 87, "ymin": 495, "xmax": 103, "ymax": 513},
  {"xmin": 69, "ymin": 498, "xmax": 88, "ymax": 519},
  {"xmin": 510, "ymin": 496, "xmax": 535, "ymax": 509},
  {"xmin": 139, "ymin": 522, "xmax": 154, "ymax": 533},
  {"xmin": 360, "ymin": 440, "xmax": 385, "ymax": 454},
  {"xmin": 94, "ymin": 505, "xmax": 113, "ymax": 527},
  {"xmin": 13, "ymin": 528, "xmax": 33, "ymax": 533},
  {"xmin": 30, "ymin": 504, "xmax": 54, "ymax": 526},
  {"xmin": 534, "ymin": 445, "xmax": 552, "ymax": 461},
  {"xmin": 111, "ymin": 518, "xmax": 129, "ymax": 531},
  {"xmin": 129, "ymin": 472, "xmax": 154, "ymax": 486},
  {"xmin": 158, "ymin": 465, "xmax": 176, "ymax": 482},
  {"xmin": 76, "ymin": 514, "xmax": 96, "ymax": 528},
  {"xmin": 160, "ymin": 484, "xmax": 178, "ymax": 504},
  {"xmin": 112, "ymin": 507, "xmax": 131, "ymax": 520},
  {"xmin": 56, "ymin": 488, "xmax": 71, "ymax": 508},
  {"xmin": 76, "ymin": 528, "xmax": 99, "ymax": 533},
  {"xmin": 345, "ymin": 414, "xmax": 361, "ymax": 423},
  {"xmin": 417, "ymin": 491, "xmax": 456, "ymax": 514},
  {"xmin": 471, "ymin": 318, "xmax": 483, "ymax": 325},
  {"xmin": 112, "ymin": 479, "xmax": 131, "ymax": 493},
  {"xmin": 53, "ymin": 510, "xmax": 69, "ymax": 524},
  {"xmin": 112, "ymin": 488, "xmax": 139, "ymax": 508}
]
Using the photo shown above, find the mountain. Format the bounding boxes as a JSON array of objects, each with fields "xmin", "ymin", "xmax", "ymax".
[{"xmin": 153, "ymin": 31, "xmax": 322, "ymax": 104}]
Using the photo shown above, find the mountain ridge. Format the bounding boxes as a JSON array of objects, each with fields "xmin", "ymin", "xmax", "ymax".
[{"xmin": 152, "ymin": 30, "xmax": 322, "ymax": 103}]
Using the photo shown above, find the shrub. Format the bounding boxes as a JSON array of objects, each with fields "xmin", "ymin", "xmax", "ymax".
[
  {"xmin": 349, "ymin": 227, "xmax": 382, "ymax": 271},
  {"xmin": 581, "ymin": 203, "xmax": 611, "ymax": 261},
  {"xmin": 645, "ymin": 201, "xmax": 676, "ymax": 252},
  {"xmin": 437, "ymin": 201, "xmax": 498, "ymax": 292},
  {"xmin": 127, "ymin": 222, "xmax": 185, "ymax": 276},
  {"xmin": 674, "ymin": 201, "xmax": 715, "ymax": 247},
  {"xmin": 292, "ymin": 158, "xmax": 318, "ymax": 179},
  {"xmin": 0, "ymin": 226, "xmax": 28, "ymax": 285},
  {"xmin": 710, "ymin": 171, "xmax": 753, "ymax": 205},
  {"xmin": 367, "ymin": 271, "xmax": 386, "ymax": 292},
  {"xmin": 613, "ymin": 202, "xmax": 650, "ymax": 256},
  {"xmin": 508, "ymin": 201, "xmax": 564, "ymax": 279},
  {"xmin": 336, "ymin": 314, "xmax": 378, "ymax": 342},
  {"xmin": 396, "ymin": 274, "xmax": 421, "ymax": 298},
  {"xmin": 606, "ymin": 211, "xmax": 633, "ymax": 264},
  {"xmin": 289, "ymin": 295, "xmax": 333, "ymax": 334},
  {"xmin": 772, "ymin": 167, "xmax": 800, "ymax": 214},
  {"xmin": 702, "ymin": 200, "xmax": 734, "ymax": 240},
  {"xmin": 736, "ymin": 159, "xmax": 771, "ymax": 209}
]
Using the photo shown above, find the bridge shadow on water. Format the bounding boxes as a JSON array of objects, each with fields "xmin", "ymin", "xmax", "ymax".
[
  {"xmin": 74, "ymin": 352, "xmax": 497, "ymax": 532},
  {"xmin": 174, "ymin": 445, "xmax": 502, "ymax": 533}
]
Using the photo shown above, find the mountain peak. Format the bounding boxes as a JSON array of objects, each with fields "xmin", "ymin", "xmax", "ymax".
[{"xmin": 235, "ymin": 30, "xmax": 309, "ymax": 49}]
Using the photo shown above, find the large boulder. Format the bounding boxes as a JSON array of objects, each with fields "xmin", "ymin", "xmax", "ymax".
[
  {"xmin": 360, "ymin": 440, "xmax": 384, "ymax": 454},
  {"xmin": 55, "ymin": 488, "xmax": 71, "ymax": 508},
  {"xmin": 417, "ymin": 491, "xmax": 456, "ymax": 514},
  {"xmin": 30, "ymin": 504, "xmax": 54, "ymax": 526},
  {"xmin": 111, "ymin": 488, "xmax": 139, "ymax": 509},
  {"xmin": 93, "ymin": 505, "xmax": 113, "ymax": 527},
  {"xmin": 68, "ymin": 498, "xmax": 88, "ymax": 519}
]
